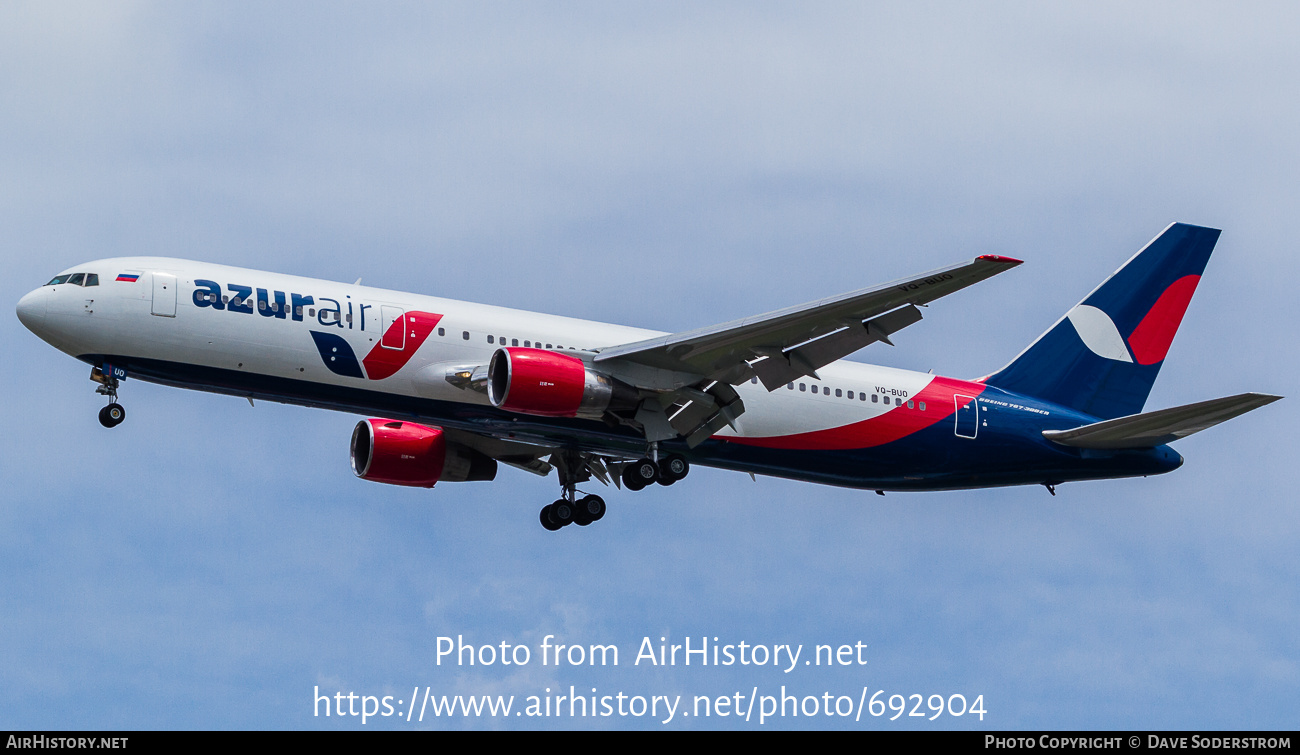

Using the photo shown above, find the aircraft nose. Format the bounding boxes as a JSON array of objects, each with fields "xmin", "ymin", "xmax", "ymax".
[{"xmin": 16, "ymin": 288, "xmax": 48, "ymax": 332}]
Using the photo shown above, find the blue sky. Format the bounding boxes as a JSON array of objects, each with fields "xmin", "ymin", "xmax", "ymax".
[{"xmin": 1, "ymin": 1, "xmax": 1296, "ymax": 729}]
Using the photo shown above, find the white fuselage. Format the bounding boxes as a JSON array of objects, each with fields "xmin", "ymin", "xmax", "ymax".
[{"xmin": 18, "ymin": 257, "xmax": 945, "ymax": 446}]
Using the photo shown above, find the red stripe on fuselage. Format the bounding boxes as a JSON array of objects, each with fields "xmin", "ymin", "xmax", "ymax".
[
  {"xmin": 1126, "ymin": 275, "xmax": 1200, "ymax": 366},
  {"xmin": 362, "ymin": 311, "xmax": 443, "ymax": 380},
  {"xmin": 725, "ymin": 376, "xmax": 986, "ymax": 451}
]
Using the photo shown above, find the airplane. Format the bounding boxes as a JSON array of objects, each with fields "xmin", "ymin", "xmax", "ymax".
[{"xmin": 15, "ymin": 222, "xmax": 1280, "ymax": 532}]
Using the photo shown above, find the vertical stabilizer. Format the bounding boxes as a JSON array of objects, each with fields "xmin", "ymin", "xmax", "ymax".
[{"xmin": 986, "ymin": 223, "xmax": 1220, "ymax": 419}]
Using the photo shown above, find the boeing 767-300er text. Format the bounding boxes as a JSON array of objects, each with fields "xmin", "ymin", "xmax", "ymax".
[{"xmin": 16, "ymin": 223, "xmax": 1280, "ymax": 531}]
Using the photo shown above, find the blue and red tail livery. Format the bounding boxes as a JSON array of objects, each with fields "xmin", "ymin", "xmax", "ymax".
[
  {"xmin": 986, "ymin": 223, "xmax": 1219, "ymax": 420},
  {"xmin": 16, "ymin": 223, "xmax": 1279, "ymax": 532}
]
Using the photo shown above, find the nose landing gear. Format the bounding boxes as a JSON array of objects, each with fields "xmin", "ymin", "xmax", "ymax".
[
  {"xmin": 98, "ymin": 403, "xmax": 126, "ymax": 428},
  {"xmin": 91, "ymin": 365, "xmax": 125, "ymax": 428}
]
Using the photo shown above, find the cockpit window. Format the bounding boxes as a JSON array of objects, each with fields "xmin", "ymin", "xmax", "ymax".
[{"xmin": 44, "ymin": 272, "xmax": 99, "ymax": 287}]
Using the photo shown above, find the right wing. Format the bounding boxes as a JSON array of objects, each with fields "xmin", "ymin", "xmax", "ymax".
[{"xmin": 594, "ymin": 255, "xmax": 1022, "ymax": 390}]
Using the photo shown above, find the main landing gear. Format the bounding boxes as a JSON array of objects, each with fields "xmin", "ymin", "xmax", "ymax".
[
  {"xmin": 91, "ymin": 365, "xmax": 126, "ymax": 428},
  {"xmin": 620, "ymin": 449, "xmax": 690, "ymax": 491},
  {"xmin": 540, "ymin": 450, "xmax": 607, "ymax": 532},
  {"xmin": 540, "ymin": 494, "xmax": 607, "ymax": 531},
  {"xmin": 536, "ymin": 446, "xmax": 691, "ymax": 532}
]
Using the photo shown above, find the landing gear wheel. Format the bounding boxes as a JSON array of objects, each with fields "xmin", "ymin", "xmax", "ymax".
[
  {"xmin": 577, "ymin": 494, "xmax": 606, "ymax": 522},
  {"xmin": 99, "ymin": 403, "xmax": 125, "ymax": 428},
  {"xmin": 629, "ymin": 458, "xmax": 658, "ymax": 489},
  {"xmin": 548, "ymin": 499, "xmax": 575, "ymax": 527},
  {"xmin": 622, "ymin": 466, "xmax": 647, "ymax": 491},
  {"xmin": 540, "ymin": 505, "xmax": 562, "ymax": 531},
  {"xmin": 662, "ymin": 454, "xmax": 689, "ymax": 481}
]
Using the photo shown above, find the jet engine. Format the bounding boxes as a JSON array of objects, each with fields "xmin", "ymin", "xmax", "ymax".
[
  {"xmin": 350, "ymin": 419, "xmax": 497, "ymax": 487},
  {"xmin": 487, "ymin": 347, "xmax": 637, "ymax": 419}
]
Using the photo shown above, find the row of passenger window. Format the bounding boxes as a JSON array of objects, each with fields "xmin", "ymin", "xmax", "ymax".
[
  {"xmin": 484, "ymin": 334, "xmax": 572, "ymax": 350},
  {"xmin": 435, "ymin": 329, "xmax": 579, "ymax": 351},
  {"xmin": 46, "ymin": 273, "xmax": 99, "ymax": 287},
  {"xmin": 749, "ymin": 375, "xmax": 927, "ymax": 410}
]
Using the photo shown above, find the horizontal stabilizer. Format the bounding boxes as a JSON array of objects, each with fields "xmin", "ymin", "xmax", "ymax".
[{"xmin": 1043, "ymin": 392, "xmax": 1281, "ymax": 449}]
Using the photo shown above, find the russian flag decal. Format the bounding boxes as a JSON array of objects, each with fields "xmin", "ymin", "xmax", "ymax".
[{"xmin": 116, "ymin": 273, "xmax": 140, "ymax": 282}]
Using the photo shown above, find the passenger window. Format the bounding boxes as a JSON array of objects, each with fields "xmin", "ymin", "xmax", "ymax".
[
  {"xmin": 835, "ymin": 389, "xmax": 842, "ymax": 397},
  {"xmin": 799, "ymin": 383, "xmax": 806, "ymax": 392},
  {"xmin": 512, "ymin": 338, "xmax": 519, "ymax": 347},
  {"xmin": 751, "ymin": 376, "xmax": 758, "ymax": 385},
  {"xmin": 895, "ymin": 398, "xmax": 902, "ymax": 406},
  {"xmin": 462, "ymin": 331, "xmax": 470, "ymax": 340},
  {"xmin": 307, "ymin": 308, "xmax": 314, "ymax": 317},
  {"xmin": 810, "ymin": 385, "xmax": 818, "ymax": 394},
  {"xmin": 487, "ymin": 335, "xmax": 494, "ymax": 344},
  {"xmin": 920, "ymin": 402, "xmax": 927, "ymax": 411},
  {"xmin": 871, "ymin": 394, "xmax": 878, "ymax": 403},
  {"xmin": 85, "ymin": 274, "xmax": 99, "ymax": 286},
  {"xmin": 258, "ymin": 300, "xmax": 266, "ymax": 310},
  {"xmin": 860, "ymin": 393, "xmax": 866, "ymax": 401},
  {"xmin": 787, "ymin": 383, "xmax": 794, "ymax": 390},
  {"xmin": 67, "ymin": 273, "xmax": 85, "ymax": 286},
  {"xmin": 546, "ymin": 344, "xmax": 552, "ymax": 349},
  {"xmin": 524, "ymin": 341, "xmax": 531, "ymax": 348},
  {"xmin": 294, "ymin": 305, "xmax": 302, "ymax": 316},
  {"xmin": 438, "ymin": 328, "xmax": 445, "ymax": 336},
  {"xmin": 907, "ymin": 400, "xmax": 914, "ymax": 409}
]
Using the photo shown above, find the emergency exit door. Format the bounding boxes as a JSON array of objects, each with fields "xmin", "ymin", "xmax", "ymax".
[
  {"xmin": 954, "ymin": 395, "xmax": 979, "ymax": 439},
  {"xmin": 151, "ymin": 273, "xmax": 176, "ymax": 317},
  {"xmin": 381, "ymin": 306, "xmax": 405, "ymax": 349}
]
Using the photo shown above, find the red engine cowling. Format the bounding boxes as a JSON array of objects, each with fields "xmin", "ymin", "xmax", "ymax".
[
  {"xmin": 350, "ymin": 419, "xmax": 497, "ymax": 487},
  {"xmin": 487, "ymin": 347, "xmax": 637, "ymax": 419}
]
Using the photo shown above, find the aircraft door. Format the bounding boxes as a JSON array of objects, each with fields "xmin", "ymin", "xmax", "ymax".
[
  {"xmin": 381, "ymin": 306, "xmax": 405, "ymax": 350},
  {"xmin": 954, "ymin": 394, "xmax": 978, "ymax": 439},
  {"xmin": 151, "ymin": 273, "xmax": 177, "ymax": 317}
]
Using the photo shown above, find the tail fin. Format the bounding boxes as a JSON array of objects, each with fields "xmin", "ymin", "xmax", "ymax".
[{"xmin": 986, "ymin": 223, "xmax": 1220, "ymax": 420}]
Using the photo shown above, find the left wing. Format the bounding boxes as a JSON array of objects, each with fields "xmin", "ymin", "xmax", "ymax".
[{"xmin": 594, "ymin": 254, "xmax": 1021, "ymax": 390}]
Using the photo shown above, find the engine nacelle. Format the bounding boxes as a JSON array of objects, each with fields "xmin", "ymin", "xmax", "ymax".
[
  {"xmin": 350, "ymin": 419, "xmax": 497, "ymax": 487},
  {"xmin": 487, "ymin": 347, "xmax": 638, "ymax": 419}
]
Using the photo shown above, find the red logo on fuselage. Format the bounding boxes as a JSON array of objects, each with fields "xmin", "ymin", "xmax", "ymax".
[{"xmin": 361, "ymin": 312, "xmax": 443, "ymax": 380}]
